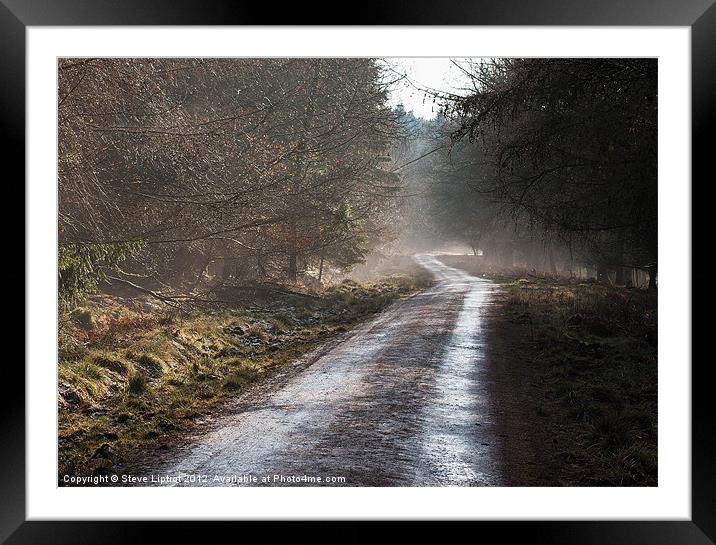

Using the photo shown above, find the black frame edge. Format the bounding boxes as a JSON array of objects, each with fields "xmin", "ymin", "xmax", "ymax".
[
  {"xmin": 0, "ymin": 1, "xmax": 26, "ymax": 544},
  {"xmin": 0, "ymin": 0, "xmax": 714, "ymax": 26},
  {"xmin": 691, "ymin": 1, "xmax": 716, "ymax": 542}
]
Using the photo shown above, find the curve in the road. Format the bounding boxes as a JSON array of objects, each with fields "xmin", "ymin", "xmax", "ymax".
[{"xmin": 146, "ymin": 255, "xmax": 502, "ymax": 486}]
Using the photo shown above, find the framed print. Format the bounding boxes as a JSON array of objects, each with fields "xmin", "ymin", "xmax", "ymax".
[{"xmin": 3, "ymin": 0, "xmax": 713, "ymax": 542}]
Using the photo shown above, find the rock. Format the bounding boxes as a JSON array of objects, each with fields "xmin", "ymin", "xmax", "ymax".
[
  {"xmin": 91, "ymin": 443, "xmax": 114, "ymax": 459},
  {"xmin": 158, "ymin": 421, "xmax": 176, "ymax": 432},
  {"xmin": 227, "ymin": 325, "xmax": 245, "ymax": 336},
  {"xmin": 95, "ymin": 432, "xmax": 119, "ymax": 441},
  {"xmin": 59, "ymin": 383, "xmax": 82, "ymax": 406}
]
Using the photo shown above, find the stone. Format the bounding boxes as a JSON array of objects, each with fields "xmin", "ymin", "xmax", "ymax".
[
  {"xmin": 227, "ymin": 325, "xmax": 245, "ymax": 336},
  {"xmin": 91, "ymin": 443, "xmax": 114, "ymax": 459},
  {"xmin": 59, "ymin": 383, "xmax": 81, "ymax": 405}
]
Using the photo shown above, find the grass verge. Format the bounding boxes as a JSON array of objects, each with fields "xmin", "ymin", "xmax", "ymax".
[
  {"xmin": 500, "ymin": 278, "xmax": 657, "ymax": 485},
  {"xmin": 58, "ymin": 272, "xmax": 432, "ymax": 480}
]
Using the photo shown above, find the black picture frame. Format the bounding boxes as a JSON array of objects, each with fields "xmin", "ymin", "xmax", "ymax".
[{"xmin": 3, "ymin": 1, "xmax": 712, "ymax": 541}]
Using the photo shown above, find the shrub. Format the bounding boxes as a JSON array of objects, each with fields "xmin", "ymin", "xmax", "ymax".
[{"xmin": 58, "ymin": 242, "xmax": 143, "ymax": 309}]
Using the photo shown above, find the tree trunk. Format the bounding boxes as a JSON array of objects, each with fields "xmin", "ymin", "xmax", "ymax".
[
  {"xmin": 615, "ymin": 266, "xmax": 625, "ymax": 285},
  {"xmin": 287, "ymin": 221, "xmax": 298, "ymax": 284},
  {"xmin": 548, "ymin": 243, "xmax": 557, "ymax": 275},
  {"xmin": 257, "ymin": 254, "xmax": 267, "ymax": 278},
  {"xmin": 192, "ymin": 240, "xmax": 215, "ymax": 291},
  {"xmin": 597, "ymin": 263, "xmax": 609, "ymax": 283},
  {"xmin": 624, "ymin": 268, "xmax": 634, "ymax": 288},
  {"xmin": 318, "ymin": 255, "xmax": 324, "ymax": 284},
  {"xmin": 647, "ymin": 264, "xmax": 657, "ymax": 290},
  {"xmin": 614, "ymin": 232, "xmax": 626, "ymax": 285}
]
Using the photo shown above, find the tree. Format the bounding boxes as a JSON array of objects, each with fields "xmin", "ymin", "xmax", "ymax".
[
  {"xmin": 431, "ymin": 58, "xmax": 657, "ymax": 284},
  {"xmin": 58, "ymin": 58, "xmax": 402, "ymax": 302}
]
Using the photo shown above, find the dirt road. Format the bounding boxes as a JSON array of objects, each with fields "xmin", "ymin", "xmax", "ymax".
[{"xmin": 145, "ymin": 255, "xmax": 506, "ymax": 486}]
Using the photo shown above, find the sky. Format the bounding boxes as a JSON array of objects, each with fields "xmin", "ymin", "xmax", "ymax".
[{"xmin": 383, "ymin": 58, "xmax": 476, "ymax": 119}]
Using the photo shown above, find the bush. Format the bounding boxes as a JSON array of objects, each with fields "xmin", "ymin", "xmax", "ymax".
[{"xmin": 58, "ymin": 241, "xmax": 143, "ymax": 309}]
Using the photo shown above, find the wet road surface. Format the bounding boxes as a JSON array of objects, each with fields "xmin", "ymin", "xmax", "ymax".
[{"xmin": 146, "ymin": 255, "xmax": 504, "ymax": 486}]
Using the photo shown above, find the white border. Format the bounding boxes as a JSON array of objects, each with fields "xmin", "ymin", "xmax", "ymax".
[{"xmin": 27, "ymin": 27, "xmax": 691, "ymax": 520}]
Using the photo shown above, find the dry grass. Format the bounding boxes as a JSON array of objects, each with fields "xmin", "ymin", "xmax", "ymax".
[{"xmin": 58, "ymin": 275, "xmax": 432, "ymax": 479}]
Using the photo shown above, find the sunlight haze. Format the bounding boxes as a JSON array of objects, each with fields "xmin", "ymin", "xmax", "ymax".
[{"xmin": 385, "ymin": 57, "xmax": 475, "ymax": 119}]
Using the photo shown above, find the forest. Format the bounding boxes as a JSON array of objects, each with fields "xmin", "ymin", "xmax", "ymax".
[{"xmin": 59, "ymin": 57, "xmax": 656, "ymax": 304}]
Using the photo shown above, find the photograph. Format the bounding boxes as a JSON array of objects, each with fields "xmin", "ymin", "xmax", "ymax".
[{"xmin": 56, "ymin": 55, "xmax": 658, "ymax": 488}]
